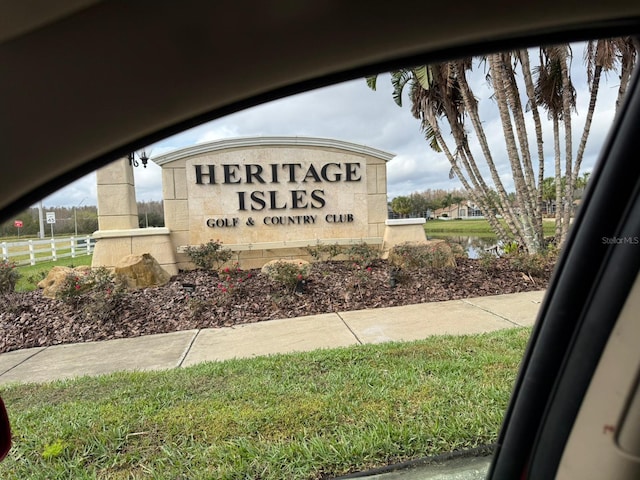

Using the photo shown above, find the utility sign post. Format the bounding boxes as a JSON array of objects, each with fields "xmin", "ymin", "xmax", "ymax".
[
  {"xmin": 14, "ymin": 220, "xmax": 23, "ymax": 237},
  {"xmin": 46, "ymin": 212, "xmax": 56, "ymax": 238}
]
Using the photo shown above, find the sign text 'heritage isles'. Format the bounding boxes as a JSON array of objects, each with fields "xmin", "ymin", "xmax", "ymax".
[{"xmin": 195, "ymin": 162, "xmax": 362, "ymax": 212}]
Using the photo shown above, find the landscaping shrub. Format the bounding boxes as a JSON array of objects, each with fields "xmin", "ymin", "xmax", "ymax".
[
  {"xmin": 348, "ymin": 262, "xmax": 374, "ymax": 297},
  {"xmin": 478, "ymin": 250, "xmax": 500, "ymax": 274},
  {"xmin": 0, "ymin": 260, "xmax": 20, "ymax": 294},
  {"xmin": 506, "ymin": 251, "xmax": 550, "ymax": 278},
  {"xmin": 347, "ymin": 242, "xmax": 379, "ymax": 268},
  {"xmin": 543, "ymin": 242, "xmax": 560, "ymax": 262},
  {"xmin": 26, "ymin": 270, "xmax": 47, "ymax": 288},
  {"xmin": 57, "ymin": 267, "xmax": 127, "ymax": 322},
  {"xmin": 184, "ymin": 239, "xmax": 233, "ymax": 271},
  {"xmin": 262, "ymin": 260, "xmax": 310, "ymax": 292},
  {"xmin": 214, "ymin": 262, "xmax": 253, "ymax": 305},
  {"xmin": 502, "ymin": 241, "xmax": 520, "ymax": 255},
  {"xmin": 305, "ymin": 243, "xmax": 343, "ymax": 262},
  {"xmin": 187, "ymin": 297, "xmax": 211, "ymax": 318},
  {"xmin": 389, "ymin": 242, "xmax": 455, "ymax": 270},
  {"xmin": 57, "ymin": 270, "xmax": 91, "ymax": 301},
  {"xmin": 447, "ymin": 241, "xmax": 467, "ymax": 258}
]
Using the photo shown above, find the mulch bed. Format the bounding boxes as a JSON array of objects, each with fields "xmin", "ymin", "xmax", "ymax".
[{"xmin": 0, "ymin": 258, "xmax": 552, "ymax": 354}]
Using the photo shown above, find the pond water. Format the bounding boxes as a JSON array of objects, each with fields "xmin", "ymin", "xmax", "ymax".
[{"xmin": 426, "ymin": 234, "xmax": 500, "ymax": 259}]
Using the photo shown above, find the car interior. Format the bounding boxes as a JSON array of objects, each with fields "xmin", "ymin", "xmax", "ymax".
[{"xmin": 1, "ymin": 1, "xmax": 640, "ymax": 478}]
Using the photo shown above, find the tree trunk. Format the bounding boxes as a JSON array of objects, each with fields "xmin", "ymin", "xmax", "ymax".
[
  {"xmin": 441, "ymin": 86, "xmax": 524, "ymax": 243},
  {"xmin": 559, "ymin": 48, "xmax": 574, "ymax": 243},
  {"xmin": 427, "ymin": 113, "xmax": 513, "ymax": 243},
  {"xmin": 454, "ymin": 62, "xmax": 526, "ymax": 243},
  {"xmin": 615, "ymin": 37, "xmax": 638, "ymax": 112},
  {"xmin": 490, "ymin": 53, "xmax": 540, "ymax": 253},
  {"xmin": 553, "ymin": 116, "xmax": 563, "ymax": 243},
  {"xmin": 518, "ymin": 49, "xmax": 546, "ymax": 244},
  {"xmin": 503, "ymin": 57, "xmax": 537, "ymax": 223},
  {"xmin": 573, "ymin": 65, "xmax": 601, "ymax": 183},
  {"xmin": 616, "ymin": 45, "xmax": 635, "ymax": 113}
]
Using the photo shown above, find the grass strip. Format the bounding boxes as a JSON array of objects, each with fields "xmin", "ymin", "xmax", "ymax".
[
  {"xmin": 0, "ymin": 328, "xmax": 529, "ymax": 479},
  {"xmin": 15, "ymin": 255, "xmax": 92, "ymax": 292},
  {"xmin": 424, "ymin": 219, "xmax": 555, "ymax": 236}
]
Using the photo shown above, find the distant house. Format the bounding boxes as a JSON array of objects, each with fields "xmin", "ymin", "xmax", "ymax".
[
  {"xmin": 543, "ymin": 186, "xmax": 584, "ymax": 217},
  {"xmin": 434, "ymin": 200, "xmax": 483, "ymax": 219},
  {"xmin": 542, "ymin": 200, "xmax": 556, "ymax": 216},
  {"xmin": 542, "ymin": 198, "xmax": 581, "ymax": 217}
]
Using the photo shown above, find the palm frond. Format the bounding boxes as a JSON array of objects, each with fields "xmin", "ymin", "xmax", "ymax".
[
  {"xmin": 365, "ymin": 75, "xmax": 378, "ymax": 91},
  {"xmin": 414, "ymin": 65, "xmax": 433, "ymax": 90},
  {"xmin": 390, "ymin": 70, "xmax": 413, "ymax": 107},
  {"xmin": 421, "ymin": 122, "xmax": 441, "ymax": 152}
]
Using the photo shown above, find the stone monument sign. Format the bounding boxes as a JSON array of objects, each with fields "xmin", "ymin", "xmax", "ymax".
[{"xmin": 153, "ymin": 137, "xmax": 394, "ymax": 269}]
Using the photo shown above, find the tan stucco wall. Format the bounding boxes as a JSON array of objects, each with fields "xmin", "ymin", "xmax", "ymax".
[
  {"xmin": 155, "ymin": 137, "xmax": 393, "ymax": 269},
  {"xmin": 91, "ymin": 228, "xmax": 178, "ymax": 276}
]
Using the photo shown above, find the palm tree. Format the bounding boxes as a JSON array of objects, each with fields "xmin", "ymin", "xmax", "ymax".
[
  {"xmin": 488, "ymin": 52, "xmax": 541, "ymax": 252},
  {"xmin": 454, "ymin": 58, "xmax": 529, "ymax": 244},
  {"xmin": 575, "ymin": 172, "xmax": 591, "ymax": 190},
  {"xmin": 541, "ymin": 177, "xmax": 556, "ymax": 214},
  {"xmin": 368, "ymin": 38, "xmax": 637, "ymax": 253},
  {"xmin": 574, "ymin": 37, "xmax": 637, "ymax": 184},
  {"xmin": 615, "ymin": 37, "xmax": 639, "ymax": 111},
  {"xmin": 517, "ymin": 49, "xmax": 546, "ymax": 240},
  {"xmin": 535, "ymin": 46, "xmax": 575, "ymax": 244},
  {"xmin": 556, "ymin": 45, "xmax": 576, "ymax": 242},
  {"xmin": 368, "ymin": 66, "xmax": 513, "ymax": 242},
  {"xmin": 368, "ymin": 65, "xmax": 525, "ymax": 246},
  {"xmin": 390, "ymin": 196, "xmax": 412, "ymax": 217}
]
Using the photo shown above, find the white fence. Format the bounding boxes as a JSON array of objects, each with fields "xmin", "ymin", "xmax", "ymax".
[{"xmin": 0, "ymin": 236, "xmax": 95, "ymax": 266}]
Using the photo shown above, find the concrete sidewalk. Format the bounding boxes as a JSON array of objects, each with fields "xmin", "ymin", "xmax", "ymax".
[{"xmin": 0, "ymin": 290, "xmax": 545, "ymax": 386}]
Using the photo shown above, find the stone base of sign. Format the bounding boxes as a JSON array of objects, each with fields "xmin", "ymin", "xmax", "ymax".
[
  {"xmin": 177, "ymin": 237, "xmax": 383, "ymax": 270},
  {"xmin": 92, "ymin": 228, "xmax": 178, "ymax": 276},
  {"xmin": 381, "ymin": 218, "xmax": 427, "ymax": 259}
]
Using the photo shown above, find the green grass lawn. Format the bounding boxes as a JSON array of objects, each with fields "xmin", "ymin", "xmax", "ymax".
[
  {"xmin": 0, "ymin": 328, "xmax": 530, "ymax": 479},
  {"xmin": 424, "ymin": 218, "xmax": 556, "ymax": 237},
  {"xmin": 8, "ymin": 248, "xmax": 74, "ymax": 264},
  {"xmin": 15, "ymin": 255, "xmax": 92, "ymax": 292}
]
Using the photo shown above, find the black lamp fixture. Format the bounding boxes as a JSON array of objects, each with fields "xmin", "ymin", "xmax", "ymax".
[{"xmin": 128, "ymin": 150, "xmax": 150, "ymax": 168}]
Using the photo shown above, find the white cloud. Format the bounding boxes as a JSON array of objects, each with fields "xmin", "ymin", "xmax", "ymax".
[
  {"xmin": 133, "ymin": 162, "xmax": 163, "ymax": 202},
  {"xmin": 44, "ymin": 42, "xmax": 627, "ymax": 207},
  {"xmin": 194, "ymin": 125, "xmax": 241, "ymax": 144},
  {"xmin": 41, "ymin": 172, "xmax": 96, "ymax": 208}
]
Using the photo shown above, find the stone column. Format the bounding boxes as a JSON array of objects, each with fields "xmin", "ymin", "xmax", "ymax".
[
  {"xmin": 96, "ymin": 158, "xmax": 139, "ymax": 230},
  {"xmin": 92, "ymin": 157, "xmax": 179, "ymax": 276},
  {"xmin": 381, "ymin": 218, "xmax": 428, "ymax": 258}
]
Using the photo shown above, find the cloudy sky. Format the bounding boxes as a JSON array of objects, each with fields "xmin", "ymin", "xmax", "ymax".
[{"xmin": 42, "ymin": 42, "xmax": 620, "ymax": 208}]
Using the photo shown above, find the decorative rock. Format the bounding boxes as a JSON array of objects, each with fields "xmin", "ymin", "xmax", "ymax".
[
  {"xmin": 37, "ymin": 265, "xmax": 91, "ymax": 299},
  {"xmin": 115, "ymin": 253, "xmax": 171, "ymax": 289},
  {"xmin": 261, "ymin": 259, "xmax": 311, "ymax": 277}
]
